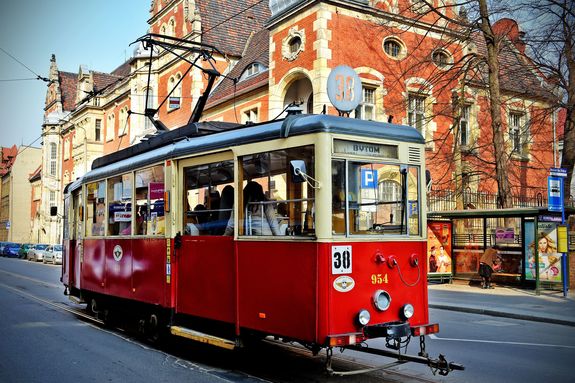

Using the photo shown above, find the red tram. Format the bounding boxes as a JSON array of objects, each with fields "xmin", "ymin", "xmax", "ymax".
[{"xmin": 61, "ymin": 114, "xmax": 462, "ymax": 375}]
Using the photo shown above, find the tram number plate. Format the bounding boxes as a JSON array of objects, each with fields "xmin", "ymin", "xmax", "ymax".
[{"xmin": 332, "ymin": 246, "xmax": 352, "ymax": 275}]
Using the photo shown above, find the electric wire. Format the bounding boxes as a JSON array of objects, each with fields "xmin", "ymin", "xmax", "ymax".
[{"xmin": 0, "ymin": 46, "xmax": 49, "ymax": 82}]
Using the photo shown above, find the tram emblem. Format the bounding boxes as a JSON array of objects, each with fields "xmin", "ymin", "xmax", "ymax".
[
  {"xmin": 113, "ymin": 245, "xmax": 123, "ymax": 262},
  {"xmin": 333, "ymin": 276, "xmax": 355, "ymax": 292}
]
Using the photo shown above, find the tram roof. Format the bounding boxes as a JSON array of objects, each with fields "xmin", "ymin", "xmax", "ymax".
[{"xmin": 78, "ymin": 114, "xmax": 424, "ymax": 186}]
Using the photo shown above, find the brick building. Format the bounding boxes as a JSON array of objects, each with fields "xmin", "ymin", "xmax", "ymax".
[{"xmin": 40, "ymin": 0, "xmax": 558, "ymax": 244}]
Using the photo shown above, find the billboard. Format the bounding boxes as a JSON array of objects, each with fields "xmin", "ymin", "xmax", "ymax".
[
  {"xmin": 427, "ymin": 221, "xmax": 452, "ymax": 274},
  {"xmin": 525, "ymin": 221, "xmax": 562, "ymax": 282}
]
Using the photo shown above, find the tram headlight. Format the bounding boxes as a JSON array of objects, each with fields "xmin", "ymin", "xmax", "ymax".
[
  {"xmin": 401, "ymin": 303, "xmax": 415, "ymax": 320},
  {"xmin": 357, "ymin": 309, "xmax": 371, "ymax": 326},
  {"xmin": 373, "ymin": 290, "xmax": 392, "ymax": 311}
]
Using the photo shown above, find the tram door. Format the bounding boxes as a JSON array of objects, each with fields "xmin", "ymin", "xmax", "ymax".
[
  {"xmin": 175, "ymin": 158, "xmax": 236, "ymax": 324},
  {"xmin": 63, "ymin": 189, "xmax": 83, "ymax": 291}
]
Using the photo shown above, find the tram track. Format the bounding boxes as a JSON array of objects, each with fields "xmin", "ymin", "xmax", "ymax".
[{"xmin": 0, "ymin": 266, "xmax": 441, "ymax": 383}]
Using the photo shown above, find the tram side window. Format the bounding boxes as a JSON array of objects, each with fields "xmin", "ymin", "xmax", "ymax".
[
  {"xmin": 86, "ymin": 181, "xmax": 106, "ymax": 237},
  {"xmin": 239, "ymin": 145, "xmax": 315, "ymax": 237},
  {"xmin": 107, "ymin": 173, "xmax": 133, "ymax": 236},
  {"xmin": 183, "ymin": 160, "xmax": 234, "ymax": 236},
  {"xmin": 135, "ymin": 165, "xmax": 165, "ymax": 236}
]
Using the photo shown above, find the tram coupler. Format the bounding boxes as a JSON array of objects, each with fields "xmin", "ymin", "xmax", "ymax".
[{"xmin": 345, "ymin": 342, "xmax": 464, "ymax": 376}]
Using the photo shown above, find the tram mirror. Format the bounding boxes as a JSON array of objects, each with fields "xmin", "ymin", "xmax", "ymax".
[
  {"xmin": 50, "ymin": 206, "xmax": 58, "ymax": 217},
  {"xmin": 290, "ymin": 160, "xmax": 306, "ymax": 183}
]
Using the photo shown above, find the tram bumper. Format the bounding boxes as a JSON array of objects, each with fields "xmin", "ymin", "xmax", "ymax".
[{"xmin": 363, "ymin": 321, "xmax": 410, "ymax": 339}]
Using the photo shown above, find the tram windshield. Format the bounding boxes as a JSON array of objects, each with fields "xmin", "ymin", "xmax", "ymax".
[{"xmin": 332, "ymin": 160, "xmax": 420, "ymax": 236}]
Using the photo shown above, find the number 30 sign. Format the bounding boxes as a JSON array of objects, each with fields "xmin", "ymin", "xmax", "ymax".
[
  {"xmin": 327, "ymin": 65, "xmax": 362, "ymax": 113},
  {"xmin": 332, "ymin": 245, "xmax": 352, "ymax": 274}
]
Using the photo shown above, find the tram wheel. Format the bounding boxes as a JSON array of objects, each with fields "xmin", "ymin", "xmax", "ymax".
[{"xmin": 146, "ymin": 313, "xmax": 164, "ymax": 344}]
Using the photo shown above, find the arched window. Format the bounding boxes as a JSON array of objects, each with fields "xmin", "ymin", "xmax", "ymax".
[
  {"xmin": 432, "ymin": 50, "xmax": 451, "ymax": 68},
  {"xmin": 144, "ymin": 87, "xmax": 154, "ymax": 131},
  {"xmin": 383, "ymin": 37, "xmax": 405, "ymax": 59},
  {"xmin": 168, "ymin": 74, "xmax": 182, "ymax": 110},
  {"xmin": 169, "ymin": 18, "xmax": 176, "ymax": 36},
  {"xmin": 106, "ymin": 114, "xmax": 115, "ymax": 141},
  {"xmin": 239, "ymin": 63, "xmax": 268, "ymax": 81},
  {"xmin": 118, "ymin": 107, "xmax": 129, "ymax": 136}
]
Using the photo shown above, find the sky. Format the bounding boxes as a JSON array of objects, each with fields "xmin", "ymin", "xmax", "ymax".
[{"xmin": 0, "ymin": 0, "xmax": 150, "ymax": 149}]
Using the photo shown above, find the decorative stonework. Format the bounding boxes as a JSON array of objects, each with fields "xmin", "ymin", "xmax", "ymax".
[{"xmin": 282, "ymin": 27, "xmax": 306, "ymax": 61}]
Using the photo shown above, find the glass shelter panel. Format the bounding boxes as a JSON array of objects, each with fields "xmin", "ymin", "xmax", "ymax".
[{"xmin": 239, "ymin": 145, "xmax": 315, "ymax": 237}]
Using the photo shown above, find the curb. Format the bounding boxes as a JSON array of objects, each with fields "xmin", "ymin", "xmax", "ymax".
[{"xmin": 429, "ymin": 304, "xmax": 575, "ymax": 327}]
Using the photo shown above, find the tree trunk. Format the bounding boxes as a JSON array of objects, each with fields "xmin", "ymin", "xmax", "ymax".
[
  {"xmin": 478, "ymin": 0, "xmax": 513, "ymax": 208},
  {"xmin": 560, "ymin": 10, "xmax": 575, "ymax": 205}
]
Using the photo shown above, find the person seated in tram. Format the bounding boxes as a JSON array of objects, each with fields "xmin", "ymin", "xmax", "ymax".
[
  {"xmin": 243, "ymin": 181, "xmax": 281, "ymax": 236},
  {"xmin": 185, "ymin": 204, "xmax": 208, "ymax": 235}
]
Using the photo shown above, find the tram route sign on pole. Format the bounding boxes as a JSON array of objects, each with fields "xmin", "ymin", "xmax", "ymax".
[{"xmin": 548, "ymin": 167, "xmax": 569, "ymax": 297}]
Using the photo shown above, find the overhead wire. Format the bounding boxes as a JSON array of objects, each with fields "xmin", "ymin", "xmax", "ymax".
[{"xmin": 0, "ymin": 46, "xmax": 50, "ymax": 82}]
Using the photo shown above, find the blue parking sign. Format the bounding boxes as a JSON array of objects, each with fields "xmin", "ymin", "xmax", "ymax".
[
  {"xmin": 548, "ymin": 176, "xmax": 563, "ymax": 212},
  {"xmin": 361, "ymin": 169, "xmax": 378, "ymax": 189}
]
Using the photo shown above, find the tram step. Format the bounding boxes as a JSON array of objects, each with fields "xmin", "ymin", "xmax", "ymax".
[{"xmin": 170, "ymin": 326, "xmax": 236, "ymax": 350}]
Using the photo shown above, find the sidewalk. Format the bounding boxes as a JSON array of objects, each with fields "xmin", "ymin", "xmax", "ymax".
[{"xmin": 428, "ymin": 280, "xmax": 575, "ymax": 327}]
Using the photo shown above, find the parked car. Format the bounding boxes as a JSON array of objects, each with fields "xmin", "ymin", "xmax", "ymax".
[
  {"xmin": 43, "ymin": 245, "xmax": 63, "ymax": 265},
  {"xmin": 0, "ymin": 242, "xmax": 7, "ymax": 256},
  {"xmin": 3, "ymin": 243, "xmax": 21, "ymax": 258},
  {"xmin": 19, "ymin": 243, "xmax": 34, "ymax": 259},
  {"xmin": 27, "ymin": 244, "xmax": 49, "ymax": 262}
]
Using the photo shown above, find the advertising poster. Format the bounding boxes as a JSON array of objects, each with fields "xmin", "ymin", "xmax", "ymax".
[
  {"xmin": 427, "ymin": 222, "xmax": 452, "ymax": 274},
  {"xmin": 525, "ymin": 221, "xmax": 562, "ymax": 282}
]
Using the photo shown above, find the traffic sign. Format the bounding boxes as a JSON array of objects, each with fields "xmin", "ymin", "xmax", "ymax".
[
  {"xmin": 550, "ymin": 168, "xmax": 567, "ymax": 177},
  {"xmin": 548, "ymin": 176, "xmax": 564, "ymax": 212}
]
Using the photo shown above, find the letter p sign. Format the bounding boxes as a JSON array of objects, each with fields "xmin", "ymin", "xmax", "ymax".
[{"xmin": 361, "ymin": 169, "xmax": 377, "ymax": 189}]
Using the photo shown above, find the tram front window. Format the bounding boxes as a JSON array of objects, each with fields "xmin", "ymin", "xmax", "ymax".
[{"xmin": 332, "ymin": 160, "xmax": 420, "ymax": 236}]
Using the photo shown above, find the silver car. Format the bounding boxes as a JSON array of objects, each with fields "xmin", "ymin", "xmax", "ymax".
[
  {"xmin": 43, "ymin": 245, "xmax": 63, "ymax": 265},
  {"xmin": 27, "ymin": 244, "xmax": 49, "ymax": 262}
]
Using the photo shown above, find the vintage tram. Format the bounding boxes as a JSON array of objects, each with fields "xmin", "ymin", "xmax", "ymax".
[{"xmin": 61, "ymin": 114, "xmax": 462, "ymax": 375}]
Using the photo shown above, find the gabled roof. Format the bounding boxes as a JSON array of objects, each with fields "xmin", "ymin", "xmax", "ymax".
[
  {"xmin": 0, "ymin": 145, "xmax": 18, "ymax": 177},
  {"xmin": 471, "ymin": 33, "xmax": 555, "ymax": 101},
  {"xmin": 28, "ymin": 165, "xmax": 42, "ymax": 182},
  {"xmin": 92, "ymin": 71, "xmax": 123, "ymax": 93},
  {"xmin": 59, "ymin": 71, "xmax": 78, "ymax": 112},
  {"xmin": 207, "ymin": 28, "xmax": 269, "ymax": 108},
  {"xmin": 197, "ymin": 0, "xmax": 270, "ymax": 57}
]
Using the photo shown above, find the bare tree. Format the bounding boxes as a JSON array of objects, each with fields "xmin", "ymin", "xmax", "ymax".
[
  {"xmin": 520, "ymin": 0, "xmax": 575, "ymax": 203},
  {"xmin": 369, "ymin": 0, "xmax": 557, "ymax": 208}
]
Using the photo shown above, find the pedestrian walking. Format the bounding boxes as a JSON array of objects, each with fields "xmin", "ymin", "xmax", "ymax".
[{"xmin": 479, "ymin": 246, "xmax": 498, "ymax": 289}]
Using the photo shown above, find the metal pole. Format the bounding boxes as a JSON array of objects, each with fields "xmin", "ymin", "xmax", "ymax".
[
  {"xmin": 535, "ymin": 215, "xmax": 540, "ymax": 295},
  {"xmin": 561, "ymin": 179, "xmax": 568, "ymax": 297}
]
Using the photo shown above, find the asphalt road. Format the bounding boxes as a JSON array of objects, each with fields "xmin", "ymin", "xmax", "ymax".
[{"xmin": 1, "ymin": 257, "xmax": 574, "ymax": 383}]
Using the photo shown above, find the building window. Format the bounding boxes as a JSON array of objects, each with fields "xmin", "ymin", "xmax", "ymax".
[
  {"xmin": 95, "ymin": 119, "xmax": 102, "ymax": 142},
  {"xmin": 432, "ymin": 50, "xmax": 450, "ymax": 68},
  {"xmin": 106, "ymin": 114, "xmax": 115, "ymax": 142},
  {"xmin": 239, "ymin": 63, "xmax": 267, "ymax": 81},
  {"xmin": 118, "ymin": 108, "xmax": 128, "ymax": 136},
  {"xmin": 64, "ymin": 138, "xmax": 70, "ymax": 160},
  {"xmin": 509, "ymin": 112, "xmax": 528, "ymax": 155},
  {"xmin": 408, "ymin": 94, "xmax": 426, "ymax": 134},
  {"xmin": 242, "ymin": 107, "xmax": 259, "ymax": 124},
  {"xmin": 282, "ymin": 27, "xmax": 305, "ymax": 61},
  {"xmin": 49, "ymin": 190, "xmax": 56, "ymax": 207},
  {"xmin": 49, "ymin": 143, "xmax": 57, "ymax": 176},
  {"xmin": 460, "ymin": 105, "xmax": 471, "ymax": 146},
  {"xmin": 169, "ymin": 18, "xmax": 176, "ymax": 36},
  {"xmin": 355, "ymin": 87, "xmax": 375, "ymax": 120},
  {"xmin": 383, "ymin": 38, "xmax": 404, "ymax": 59},
  {"xmin": 168, "ymin": 74, "xmax": 182, "ymax": 111}
]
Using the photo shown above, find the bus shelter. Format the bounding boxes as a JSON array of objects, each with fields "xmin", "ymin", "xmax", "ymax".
[{"xmin": 427, "ymin": 208, "xmax": 573, "ymax": 293}]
